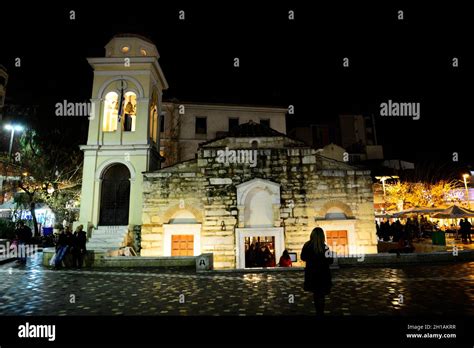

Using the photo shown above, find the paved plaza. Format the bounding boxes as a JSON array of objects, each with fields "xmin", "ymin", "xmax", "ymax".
[{"xmin": 0, "ymin": 253, "xmax": 473, "ymax": 316}]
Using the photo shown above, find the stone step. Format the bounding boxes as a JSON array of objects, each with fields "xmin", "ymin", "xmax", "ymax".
[
  {"xmin": 88, "ymin": 237, "xmax": 126, "ymax": 242},
  {"xmin": 91, "ymin": 230, "xmax": 128, "ymax": 235},
  {"xmin": 88, "ymin": 240, "xmax": 125, "ymax": 245},
  {"xmin": 87, "ymin": 243, "xmax": 125, "ymax": 249},
  {"xmin": 87, "ymin": 226, "xmax": 129, "ymax": 252},
  {"xmin": 89, "ymin": 234, "xmax": 127, "ymax": 239},
  {"xmin": 94, "ymin": 226, "xmax": 128, "ymax": 232}
]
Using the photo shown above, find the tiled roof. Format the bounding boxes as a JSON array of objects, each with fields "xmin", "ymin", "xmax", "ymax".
[{"xmin": 227, "ymin": 120, "xmax": 287, "ymax": 137}]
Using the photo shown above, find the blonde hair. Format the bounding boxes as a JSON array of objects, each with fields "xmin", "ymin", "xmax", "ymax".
[{"xmin": 309, "ymin": 227, "xmax": 326, "ymax": 254}]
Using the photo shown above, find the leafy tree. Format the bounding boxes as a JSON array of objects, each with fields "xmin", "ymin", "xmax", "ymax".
[
  {"xmin": 385, "ymin": 180, "xmax": 462, "ymax": 209},
  {"xmin": 8, "ymin": 128, "xmax": 82, "ymax": 236}
]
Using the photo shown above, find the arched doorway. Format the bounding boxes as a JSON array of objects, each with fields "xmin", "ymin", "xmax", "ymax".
[
  {"xmin": 235, "ymin": 178, "xmax": 283, "ymax": 269},
  {"xmin": 99, "ymin": 163, "xmax": 130, "ymax": 225}
]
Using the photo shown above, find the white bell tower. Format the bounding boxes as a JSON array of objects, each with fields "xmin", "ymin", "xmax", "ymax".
[{"xmin": 78, "ymin": 34, "xmax": 168, "ymax": 232}]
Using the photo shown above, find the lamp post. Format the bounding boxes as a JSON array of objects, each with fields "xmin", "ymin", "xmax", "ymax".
[
  {"xmin": 375, "ymin": 175, "xmax": 400, "ymax": 197},
  {"xmin": 462, "ymin": 174, "xmax": 471, "ymax": 210},
  {"xmin": 375, "ymin": 175, "xmax": 400, "ymax": 214},
  {"xmin": 4, "ymin": 124, "xmax": 23, "ymax": 160}
]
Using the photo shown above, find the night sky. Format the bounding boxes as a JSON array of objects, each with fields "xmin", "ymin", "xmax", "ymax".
[{"xmin": 1, "ymin": 2, "xmax": 472, "ymax": 165}]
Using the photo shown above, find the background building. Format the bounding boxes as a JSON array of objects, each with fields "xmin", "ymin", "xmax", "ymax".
[
  {"xmin": 159, "ymin": 102, "xmax": 286, "ymax": 166},
  {"xmin": 289, "ymin": 114, "xmax": 384, "ymax": 164}
]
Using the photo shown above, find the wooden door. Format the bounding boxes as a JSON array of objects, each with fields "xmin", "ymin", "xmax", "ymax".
[
  {"xmin": 171, "ymin": 235, "xmax": 194, "ymax": 256},
  {"xmin": 99, "ymin": 164, "xmax": 130, "ymax": 226},
  {"xmin": 325, "ymin": 230, "xmax": 348, "ymax": 254}
]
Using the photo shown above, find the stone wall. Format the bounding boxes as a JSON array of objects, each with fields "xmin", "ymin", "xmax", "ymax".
[{"xmin": 141, "ymin": 136, "xmax": 377, "ymax": 268}]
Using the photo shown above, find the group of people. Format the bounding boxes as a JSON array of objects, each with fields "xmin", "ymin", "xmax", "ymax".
[
  {"xmin": 376, "ymin": 219, "xmax": 419, "ymax": 254},
  {"xmin": 376, "ymin": 217, "xmax": 428, "ymax": 243},
  {"xmin": 53, "ymin": 225, "xmax": 87, "ymax": 269},
  {"xmin": 459, "ymin": 218, "xmax": 473, "ymax": 243},
  {"xmin": 245, "ymin": 243, "xmax": 295, "ymax": 268},
  {"xmin": 245, "ymin": 243, "xmax": 276, "ymax": 267}
]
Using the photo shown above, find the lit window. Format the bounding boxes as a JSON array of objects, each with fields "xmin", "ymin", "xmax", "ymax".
[
  {"xmin": 123, "ymin": 91, "xmax": 137, "ymax": 132},
  {"xmin": 102, "ymin": 91, "xmax": 119, "ymax": 132},
  {"xmin": 149, "ymin": 91, "xmax": 158, "ymax": 140},
  {"xmin": 140, "ymin": 48, "xmax": 148, "ymax": 56},
  {"xmin": 152, "ymin": 110, "xmax": 158, "ymax": 142},
  {"xmin": 149, "ymin": 105, "xmax": 155, "ymax": 139},
  {"xmin": 121, "ymin": 46, "xmax": 130, "ymax": 53}
]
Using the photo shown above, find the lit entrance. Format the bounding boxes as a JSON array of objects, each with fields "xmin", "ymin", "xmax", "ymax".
[
  {"xmin": 236, "ymin": 227, "xmax": 284, "ymax": 269},
  {"xmin": 244, "ymin": 235, "xmax": 276, "ymax": 268},
  {"xmin": 99, "ymin": 163, "xmax": 130, "ymax": 226}
]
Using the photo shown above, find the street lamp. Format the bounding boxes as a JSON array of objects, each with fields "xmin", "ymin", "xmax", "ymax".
[
  {"xmin": 47, "ymin": 185, "xmax": 55, "ymax": 195},
  {"xmin": 375, "ymin": 175, "xmax": 400, "ymax": 197},
  {"xmin": 3, "ymin": 124, "xmax": 23, "ymax": 160},
  {"xmin": 462, "ymin": 173, "xmax": 471, "ymax": 210}
]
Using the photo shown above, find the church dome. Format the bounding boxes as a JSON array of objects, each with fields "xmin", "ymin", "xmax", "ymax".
[{"xmin": 105, "ymin": 34, "xmax": 159, "ymax": 58}]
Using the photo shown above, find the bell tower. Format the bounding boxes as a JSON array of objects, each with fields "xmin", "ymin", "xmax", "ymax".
[{"xmin": 78, "ymin": 34, "xmax": 168, "ymax": 232}]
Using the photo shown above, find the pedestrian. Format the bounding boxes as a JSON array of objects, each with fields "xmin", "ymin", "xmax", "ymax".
[
  {"xmin": 460, "ymin": 218, "xmax": 472, "ymax": 243},
  {"xmin": 54, "ymin": 228, "xmax": 69, "ymax": 269},
  {"xmin": 375, "ymin": 221, "xmax": 381, "ymax": 240},
  {"xmin": 15, "ymin": 221, "xmax": 32, "ymax": 264},
  {"xmin": 263, "ymin": 245, "xmax": 275, "ymax": 267},
  {"xmin": 301, "ymin": 227, "xmax": 333, "ymax": 316},
  {"xmin": 72, "ymin": 225, "xmax": 87, "ymax": 268},
  {"xmin": 459, "ymin": 219, "xmax": 467, "ymax": 243},
  {"xmin": 392, "ymin": 220, "xmax": 402, "ymax": 242},
  {"xmin": 255, "ymin": 242, "xmax": 264, "ymax": 267},
  {"xmin": 278, "ymin": 249, "xmax": 292, "ymax": 267},
  {"xmin": 246, "ymin": 243, "xmax": 257, "ymax": 268},
  {"xmin": 381, "ymin": 220, "xmax": 391, "ymax": 241},
  {"xmin": 467, "ymin": 219, "xmax": 473, "ymax": 243}
]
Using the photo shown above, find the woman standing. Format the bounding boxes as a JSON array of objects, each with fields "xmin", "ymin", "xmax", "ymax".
[{"xmin": 301, "ymin": 227, "xmax": 333, "ymax": 316}]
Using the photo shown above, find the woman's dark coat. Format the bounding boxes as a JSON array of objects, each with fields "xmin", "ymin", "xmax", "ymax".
[{"xmin": 301, "ymin": 242, "xmax": 333, "ymax": 294}]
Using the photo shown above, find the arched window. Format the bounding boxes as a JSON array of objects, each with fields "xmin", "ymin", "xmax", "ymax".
[
  {"xmin": 149, "ymin": 90, "xmax": 158, "ymax": 142},
  {"xmin": 244, "ymin": 188, "xmax": 274, "ymax": 227},
  {"xmin": 123, "ymin": 91, "xmax": 137, "ymax": 132},
  {"xmin": 102, "ymin": 91, "xmax": 119, "ymax": 132},
  {"xmin": 149, "ymin": 99, "xmax": 155, "ymax": 140},
  {"xmin": 325, "ymin": 206, "xmax": 348, "ymax": 220}
]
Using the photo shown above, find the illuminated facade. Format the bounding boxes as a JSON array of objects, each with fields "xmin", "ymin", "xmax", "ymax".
[
  {"xmin": 77, "ymin": 35, "xmax": 378, "ymax": 268},
  {"xmin": 78, "ymin": 34, "xmax": 167, "ymax": 231},
  {"xmin": 140, "ymin": 122, "xmax": 378, "ymax": 268}
]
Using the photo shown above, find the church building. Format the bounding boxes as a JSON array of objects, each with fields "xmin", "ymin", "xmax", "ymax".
[{"xmin": 78, "ymin": 34, "xmax": 378, "ymax": 269}]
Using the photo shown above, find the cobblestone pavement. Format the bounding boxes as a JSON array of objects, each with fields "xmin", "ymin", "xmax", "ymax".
[{"xmin": 0, "ymin": 253, "xmax": 473, "ymax": 316}]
